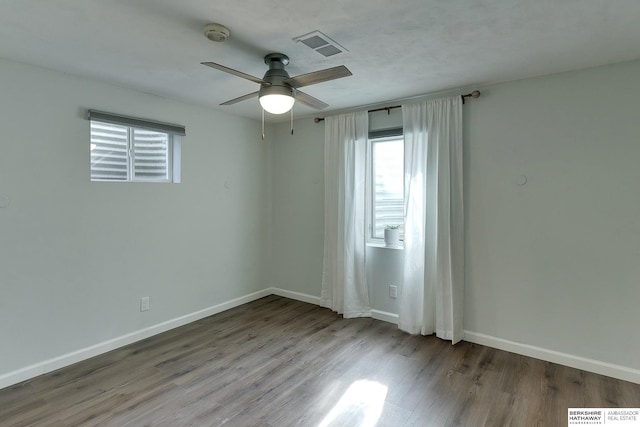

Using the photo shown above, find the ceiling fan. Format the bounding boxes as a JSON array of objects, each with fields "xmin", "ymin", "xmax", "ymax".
[{"xmin": 201, "ymin": 53, "xmax": 352, "ymax": 115}]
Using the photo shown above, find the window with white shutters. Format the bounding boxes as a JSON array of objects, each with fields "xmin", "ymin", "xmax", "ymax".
[
  {"xmin": 88, "ymin": 110, "xmax": 184, "ymax": 183},
  {"xmin": 90, "ymin": 121, "xmax": 129, "ymax": 181},
  {"xmin": 132, "ymin": 128, "xmax": 170, "ymax": 181},
  {"xmin": 367, "ymin": 128, "xmax": 405, "ymax": 242}
]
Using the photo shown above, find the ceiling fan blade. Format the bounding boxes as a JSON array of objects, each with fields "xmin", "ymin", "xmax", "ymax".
[
  {"xmin": 295, "ymin": 90, "xmax": 329, "ymax": 110},
  {"xmin": 220, "ymin": 91, "xmax": 259, "ymax": 106},
  {"xmin": 285, "ymin": 65, "xmax": 352, "ymax": 88},
  {"xmin": 201, "ymin": 62, "xmax": 267, "ymax": 84}
]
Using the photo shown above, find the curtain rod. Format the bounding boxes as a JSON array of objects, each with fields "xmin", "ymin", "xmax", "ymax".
[{"xmin": 313, "ymin": 90, "xmax": 480, "ymax": 123}]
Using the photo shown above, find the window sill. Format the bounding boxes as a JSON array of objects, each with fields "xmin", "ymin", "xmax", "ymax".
[{"xmin": 366, "ymin": 242, "xmax": 404, "ymax": 250}]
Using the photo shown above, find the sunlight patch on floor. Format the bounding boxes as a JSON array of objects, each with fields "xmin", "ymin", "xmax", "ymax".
[{"xmin": 318, "ymin": 380, "xmax": 388, "ymax": 427}]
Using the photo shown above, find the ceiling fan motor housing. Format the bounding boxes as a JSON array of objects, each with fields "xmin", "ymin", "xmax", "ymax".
[
  {"xmin": 264, "ymin": 53, "xmax": 289, "ymax": 67},
  {"xmin": 260, "ymin": 53, "xmax": 294, "ymax": 98}
]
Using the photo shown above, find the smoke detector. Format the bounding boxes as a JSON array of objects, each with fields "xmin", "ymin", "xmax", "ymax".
[{"xmin": 204, "ymin": 23, "xmax": 230, "ymax": 42}]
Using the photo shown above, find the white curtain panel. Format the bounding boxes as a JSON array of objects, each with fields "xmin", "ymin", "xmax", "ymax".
[
  {"xmin": 399, "ymin": 97, "xmax": 464, "ymax": 343},
  {"xmin": 321, "ymin": 111, "xmax": 372, "ymax": 318}
]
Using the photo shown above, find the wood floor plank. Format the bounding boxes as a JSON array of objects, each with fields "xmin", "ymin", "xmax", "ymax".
[{"xmin": 1, "ymin": 295, "xmax": 639, "ymax": 426}]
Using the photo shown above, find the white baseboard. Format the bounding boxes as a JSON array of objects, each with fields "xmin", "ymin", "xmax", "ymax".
[
  {"xmin": 268, "ymin": 289, "xmax": 640, "ymax": 384},
  {"xmin": 0, "ymin": 289, "xmax": 272, "ymax": 390},
  {"xmin": 268, "ymin": 287, "xmax": 321, "ymax": 305},
  {"xmin": 464, "ymin": 331, "xmax": 640, "ymax": 385},
  {"xmin": 268, "ymin": 288, "xmax": 400, "ymax": 325},
  {"xmin": 4, "ymin": 289, "xmax": 638, "ymax": 390},
  {"xmin": 372, "ymin": 309, "xmax": 399, "ymax": 324}
]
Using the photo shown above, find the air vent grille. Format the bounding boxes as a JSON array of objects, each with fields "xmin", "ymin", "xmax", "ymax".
[
  {"xmin": 293, "ymin": 31, "xmax": 348, "ymax": 57},
  {"xmin": 301, "ymin": 35, "xmax": 329, "ymax": 49}
]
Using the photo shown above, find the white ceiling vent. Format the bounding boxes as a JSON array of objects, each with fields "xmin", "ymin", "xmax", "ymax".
[{"xmin": 293, "ymin": 31, "xmax": 348, "ymax": 57}]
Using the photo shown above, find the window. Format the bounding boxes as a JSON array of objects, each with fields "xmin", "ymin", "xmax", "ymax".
[
  {"xmin": 88, "ymin": 110, "xmax": 184, "ymax": 182},
  {"xmin": 367, "ymin": 128, "xmax": 405, "ymax": 242}
]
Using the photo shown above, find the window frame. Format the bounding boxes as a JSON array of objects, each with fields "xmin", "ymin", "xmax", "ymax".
[
  {"xmin": 88, "ymin": 110, "xmax": 184, "ymax": 183},
  {"xmin": 366, "ymin": 127, "xmax": 405, "ymax": 245}
]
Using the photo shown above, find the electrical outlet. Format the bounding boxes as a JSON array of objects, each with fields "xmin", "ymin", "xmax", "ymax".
[
  {"xmin": 140, "ymin": 296, "xmax": 150, "ymax": 312},
  {"xmin": 389, "ymin": 285, "xmax": 398, "ymax": 298}
]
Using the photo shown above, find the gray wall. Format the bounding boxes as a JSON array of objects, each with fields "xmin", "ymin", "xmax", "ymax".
[
  {"xmin": 0, "ymin": 58, "xmax": 271, "ymax": 378},
  {"xmin": 269, "ymin": 118, "xmax": 325, "ymax": 297},
  {"xmin": 464, "ymin": 60, "xmax": 640, "ymax": 371},
  {"xmin": 271, "ymin": 59, "xmax": 640, "ymax": 373}
]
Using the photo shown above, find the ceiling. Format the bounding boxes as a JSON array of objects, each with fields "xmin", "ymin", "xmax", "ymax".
[{"xmin": 2, "ymin": 0, "xmax": 640, "ymax": 122}]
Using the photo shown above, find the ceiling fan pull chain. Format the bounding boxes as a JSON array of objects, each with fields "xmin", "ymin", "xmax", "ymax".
[
  {"xmin": 291, "ymin": 108, "xmax": 294, "ymax": 135},
  {"xmin": 262, "ymin": 108, "xmax": 265, "ymax": 140}
]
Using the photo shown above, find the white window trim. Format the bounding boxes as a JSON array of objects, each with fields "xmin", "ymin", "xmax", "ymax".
[{"xmin": 172, "ymin": 136, "xmax": 182, "ymax": 184}]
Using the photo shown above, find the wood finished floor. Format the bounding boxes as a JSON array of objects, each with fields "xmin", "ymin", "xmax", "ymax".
[{"xmin": 1, "ymin": 295, "xmax": 639, "ymax": 427}]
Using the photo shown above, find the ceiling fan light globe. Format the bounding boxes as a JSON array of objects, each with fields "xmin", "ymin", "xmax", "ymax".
[{"xmin": 259, "ymin": 94, "xmax": 295, "ymax": 114}]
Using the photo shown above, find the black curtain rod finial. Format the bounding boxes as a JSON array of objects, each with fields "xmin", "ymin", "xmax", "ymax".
[{"xmin": 461, "ymin": 90, "xmax": 481, "ymax": 104}]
